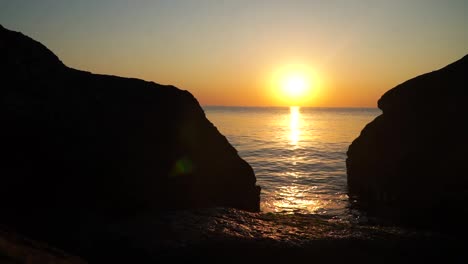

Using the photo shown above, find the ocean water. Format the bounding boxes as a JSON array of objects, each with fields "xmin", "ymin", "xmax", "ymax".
[{"xmin": 204, "ymin": 106, "xmax": 381, "ymax": 219}]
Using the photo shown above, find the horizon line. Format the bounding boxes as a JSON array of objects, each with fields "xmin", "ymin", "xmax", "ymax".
[{"xmin": 201, "ymin": 105, "xmax": 379, "ymax": 109}]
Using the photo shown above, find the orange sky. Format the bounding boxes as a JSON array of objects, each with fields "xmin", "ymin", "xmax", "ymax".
[{"xmin": 2, "ymin": 1, "xmax": 467, "ymax": 107}]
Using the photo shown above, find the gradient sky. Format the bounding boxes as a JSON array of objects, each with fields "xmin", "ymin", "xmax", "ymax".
[{"xmin": 2, "ymin": 0, "xmax": 467, "ymax": 107}]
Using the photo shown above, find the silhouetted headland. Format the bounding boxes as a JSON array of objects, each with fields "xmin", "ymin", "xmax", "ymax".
[{"xmin": 347, "ymin": 54, "xmax": 468, "ymax": 229}]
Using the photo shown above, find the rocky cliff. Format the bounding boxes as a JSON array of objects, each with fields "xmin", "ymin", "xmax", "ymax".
[
  {"xmin": 0, "ymin": 24, "xmax": 260, "ymax": 250},
  {"xmin": 347, "ymin": 55, "xmax": 468, "ymax": 228}
]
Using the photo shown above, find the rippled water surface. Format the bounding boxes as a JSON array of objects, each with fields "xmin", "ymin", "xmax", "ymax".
[{"xmin": 204, "ymin": 106, "xmax": 381, "ymax": 218}]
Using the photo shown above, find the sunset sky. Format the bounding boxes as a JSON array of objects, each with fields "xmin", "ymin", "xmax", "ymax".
[{"xmin": 2, "ymin": 0, "xmax": 467, "ymax": 107}]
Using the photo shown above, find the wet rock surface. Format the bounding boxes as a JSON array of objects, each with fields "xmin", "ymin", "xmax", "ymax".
[
  {"xmin": 73, "ymin": 208, "xmax": 463, "ymax": 262},
  {"xmin": 2, "ymin": 208, "xmax": 464, "ymax": 263}
]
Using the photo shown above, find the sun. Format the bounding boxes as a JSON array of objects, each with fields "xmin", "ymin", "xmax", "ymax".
[
  {"xmin": 268, "ymin": 63, "xmax": 320, "ymax": 106},
  {"xmin": 283, "ymin": 74, "xmax": 309, "ymax": 98}
]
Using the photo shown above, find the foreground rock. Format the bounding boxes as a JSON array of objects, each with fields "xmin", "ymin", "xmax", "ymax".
[
  {"xmin": 0, "ymin": 24, "xmax": 259, "ymax": 254},
  {"xmin": 4, "ymin": 208, "xmax": 461, "ymax": 263},
  {"xmin": 347, "ymin": 55, "xmax": 468, "ymax": 228},
  {"xmin": 38, "ymin": 208, "xmax": 467, "ymax": 262},
  {"xmin": 0, "ymin": 229, "xmax": 86, "ymax": 264}
]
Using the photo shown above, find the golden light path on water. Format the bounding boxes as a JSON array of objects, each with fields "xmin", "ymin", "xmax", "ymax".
[
  {"xmin": 289, "ymin": 106, "xmax": 300, "ymax": 146},
  {"xmin": 271, "ymin": 106, "xmax": 323, "ymax": 214},
  {"xmin": 203, "ymin": 105, "xmax": 381, "ymax": 216}
]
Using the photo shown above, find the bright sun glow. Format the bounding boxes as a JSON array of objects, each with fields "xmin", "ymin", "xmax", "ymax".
[
  {"xmin": 283, "ymin": 74, "xmax": 309, "ymax": 98},
  {"xmin": 270, "ymin": 64, "xmax": 319, "ymax": 106}
]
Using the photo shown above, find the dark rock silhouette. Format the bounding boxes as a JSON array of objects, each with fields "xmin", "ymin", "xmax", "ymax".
[
  {"xmin": 347, "ymin": 54, "xmax": 468, "ymax": 228},
  {"xmin": 0, "ymin": 24, "xmax": 260, "ymax": 250}
]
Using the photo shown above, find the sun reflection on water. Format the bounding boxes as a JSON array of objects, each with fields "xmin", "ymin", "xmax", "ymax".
[
  {"xmin": 272, "ymin": 184, "xmax": 323, "ymax": 214},
  {"xmin": 204, "ymin": 106, "xmax": 381, "ymax": 217},
  {"xmin": 267, "ymin": 106, "xmax": 322, "ymax": 214},
  {"xmin": 289, "ymin": 106, "xmax": 301, "ymax": 146}
]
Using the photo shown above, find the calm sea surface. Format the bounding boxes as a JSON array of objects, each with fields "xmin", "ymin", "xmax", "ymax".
[{"xmin": 204, "ymin": 106, "xmax": 381, "ymax": 219}]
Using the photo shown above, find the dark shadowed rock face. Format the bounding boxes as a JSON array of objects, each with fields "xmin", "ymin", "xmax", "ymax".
[
  {"xmin": 347, "ymin": 55, "xmax": 468, "ymax": 228},
  {"xmin": 0, "ymin": 25, "xmax": 260, "ymax": 242}
]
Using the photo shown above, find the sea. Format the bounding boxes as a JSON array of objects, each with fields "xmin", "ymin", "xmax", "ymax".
[{"xmin": 204, "ymin": 106, "xmax": 381, "ymax": 220}]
